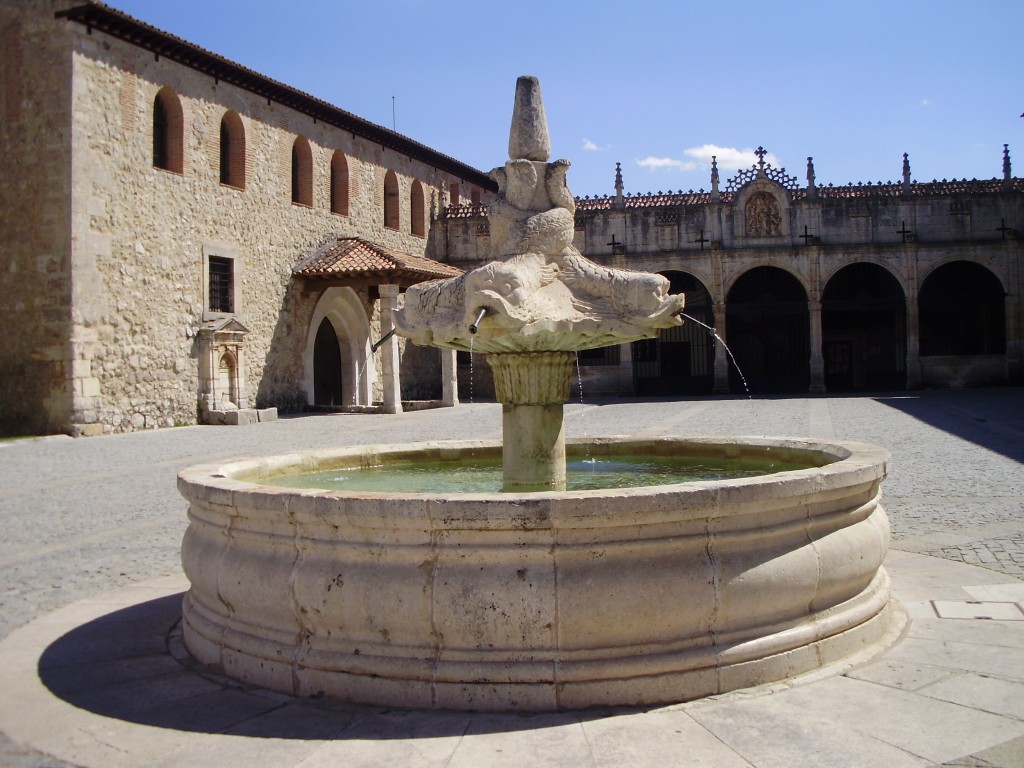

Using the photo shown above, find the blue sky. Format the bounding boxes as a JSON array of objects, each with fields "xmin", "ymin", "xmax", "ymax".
[{"xmin": 104, "ymin": 0, "xmax": 1022, "ymax": 197}]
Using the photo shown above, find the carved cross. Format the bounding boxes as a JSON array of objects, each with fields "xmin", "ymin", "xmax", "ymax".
[
  {"xmin": 996, "ymin": 218, "xmax": 1014, "ymax": 239},
  {"xmin": 607, "ymin": 234, "xmax": 626, "ymax": 255},
  {"xmin": 897, "ymin": 220, "xmax": 914, "ymax": 243},
  {"xmin": 799, "ymin": 225, "xmax": 816, "ymax": 246},
  {"xmin": 755, "ymin": 146, "xmax": 767, "ymax": 169},
  {"xmin": 690, "ymin": 229, "xmax": 709, "ymax": 251}
]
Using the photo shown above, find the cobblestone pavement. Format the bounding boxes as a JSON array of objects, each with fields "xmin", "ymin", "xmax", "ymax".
[{"xmin": 1, "ymin": 388, "xmax": 1021, "ymax": 767}]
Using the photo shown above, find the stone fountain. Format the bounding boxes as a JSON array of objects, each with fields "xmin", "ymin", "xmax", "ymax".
[{"xmin": 178, "ymin": 77, "xmax": 895, "ymax": 711}]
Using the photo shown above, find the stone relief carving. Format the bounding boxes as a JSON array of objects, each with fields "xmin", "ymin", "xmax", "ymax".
[{"xmin": 745, "ymin": 191, "xmax": 782, "ymax": 236}]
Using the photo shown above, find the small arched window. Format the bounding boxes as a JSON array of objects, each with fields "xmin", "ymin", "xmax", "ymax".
[
  {"xmin": 410, "ymin": 180, "xmax": 425, "ymax": 237},
  {"xmin": 449, "ymin": 181, "xmax": 460, "ymax": 207},
  {"xmin": 383, "ymin": 169, "xmax": 399, "ymax": 230},
  {"xmin": 152, "ymin": 87, "xmax": 183, "ymax": 173},
  {"xmin": 219, "ymin": 111, "xmax": 245, "ymax": 189},
  {"xmin": 330, "ymin": 151, "xmax": 349, "ymax": 215},
  {"xmin": 291, "ymin": 136, "xmax": 313, "ymax": 206},
  {"xmin": 470, "ymin": 187, "xmax": 481, "ymax": 206}
]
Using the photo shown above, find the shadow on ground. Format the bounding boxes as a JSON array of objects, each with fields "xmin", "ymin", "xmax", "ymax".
[
  {"xmin": 873, "ymin": 387, "xmax": 1024, "ymax": 465},
  {"xmin": 38, "ymin": 594, "xmax": 626, "ymax": 740}
]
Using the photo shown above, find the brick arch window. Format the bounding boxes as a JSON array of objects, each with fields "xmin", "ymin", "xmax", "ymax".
[
  {"xmin": 291, "ymin": 136, "xmax": 313, "ymax": 206},
  {"xmin": 383, "ymin": 169, "xmax": 400, "ymax": 230},
  {"xmin": 219, "ymin": 111, "xmax": 245, "ymax": 189},
  {"xmin": 152, "ymin": 86, "xmax": 183, "ymax": 173},
  {"xmin": 330, "ymin": 151, "xmax": 349, "ymax": 215},
  {"xmin": 410, "ymin": 179, "xmax": 425, "ymax": 237}
]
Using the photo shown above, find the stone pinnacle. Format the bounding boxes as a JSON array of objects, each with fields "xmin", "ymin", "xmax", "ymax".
[{"xmin": 508, "ymin": 75, "xmax": 551, "ymax": 162}]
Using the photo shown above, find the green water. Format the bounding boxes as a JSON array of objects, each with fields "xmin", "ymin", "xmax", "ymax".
[{"xmin": 267, "ymin": 454, "xmax": 808, "ymax": 494}]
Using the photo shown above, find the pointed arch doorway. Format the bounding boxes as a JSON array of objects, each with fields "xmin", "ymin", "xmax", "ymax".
[
  {"xmin": 313, "ymin": 318, "xmax": 344, "ymax": 406},
  {"xmin": 304, "ymin": 287, "xmax": 374, "ymax": 408}
]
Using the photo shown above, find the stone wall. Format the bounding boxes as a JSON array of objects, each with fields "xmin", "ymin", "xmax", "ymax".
[{"xmin": 52, "ymin": 9, "xmax": 478, "ymax": 434}]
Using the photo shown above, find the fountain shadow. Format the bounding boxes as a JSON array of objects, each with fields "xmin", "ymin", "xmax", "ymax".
[{"xmin": 37, "ymin": 594, "xmax": 631, "ymax": 741}]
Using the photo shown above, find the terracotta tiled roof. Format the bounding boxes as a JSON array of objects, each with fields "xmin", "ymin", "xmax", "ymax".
[
  {"xmin": 293, "ymin": 237, "xmax": 463, "ymax": 283},
  {"xmin": 446, "ymin": 176, "xmax": 1024, "ymax": 218}
]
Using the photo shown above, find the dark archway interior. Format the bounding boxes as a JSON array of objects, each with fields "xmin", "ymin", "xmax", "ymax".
[
  {"xmin": 313, "ymin": 318, "xmax": 343, "ymax": 407},
  {"xmin": 727, "ymin": 267, "xmax": 810, "ymax": 394},
  {"xmin": 634, "ymin": 272, "xmax": 715, "ymax": 395},
  {"xmin": 822, "ymin": 263, "xmax": 907, "ymax": 391},
  {"xmin": 920, "ymin": 261, "xmax": 1006, "ymax": 356}
]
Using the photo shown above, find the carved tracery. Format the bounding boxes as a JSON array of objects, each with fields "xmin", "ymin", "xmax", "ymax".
[{"xmin": 745, "ymin": 192, "xmax": 782, "ymax": 236}]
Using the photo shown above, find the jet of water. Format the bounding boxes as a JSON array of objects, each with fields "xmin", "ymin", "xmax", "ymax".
[{"xmin": 680, "ymin": 313, "xmax": 751, "ymax": 399}]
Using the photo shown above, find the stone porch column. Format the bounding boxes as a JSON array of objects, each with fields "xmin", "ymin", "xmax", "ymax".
[
  {"xmin": 712, "ymin": 302, "xmax": 730, "ymax": 394},
  {"xmin": 1006, "ymin": 293, "xmax": 1021, "ymax": 384},
  {"xmin": 905, "ymin": 294, "xmax": 922, "ymax": 389},
  {"xmin": 378, "ymin": 284, "xmax": 403, "ymax": 414},
  {"xmin": 809, "ymin": 297, "xmax": 826, "ymax": 393},
  {"xmin": 441, "ymin": 348, "xmax": 459, "ymax": 407}
]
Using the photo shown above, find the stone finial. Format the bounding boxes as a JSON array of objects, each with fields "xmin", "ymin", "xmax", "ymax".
[
  {"xmin": 710, "ymin": 156, "xmax": 720, "ymax": 201},
  {"xmin": 508, "ymin": 76, "xmax": 551, "ymax": 162},
  {"xmin": 614, "ymin": 161, "xmax": 624, "ymax": 206},
  {"xmin": 806, "ymin": 156, "xmax": 817, "ymax": 200},
  {"xmin": 1003, "ymin": 144, "xmax": 1012, "ymax": 187},
  {"xmin": 902, "ymin": 152, "xmax": 911, "ymax": 184}
]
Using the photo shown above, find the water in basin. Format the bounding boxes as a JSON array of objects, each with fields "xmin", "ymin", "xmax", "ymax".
[{"xmin": 267, "ymin": 452, "xmax": 811, "ymax": 494}]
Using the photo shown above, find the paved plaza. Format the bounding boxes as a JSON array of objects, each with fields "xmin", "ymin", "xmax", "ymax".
[{"xmin": 1, "ymin": 389, "xmax": 1022, "ymax": 767}]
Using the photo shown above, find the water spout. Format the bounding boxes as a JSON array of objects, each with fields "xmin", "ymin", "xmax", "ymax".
[
  {"xmin": 469, "ymin": 307, "xmax": 488, "ymax": 334},
  {"xmin": 370, "ymin": 328, "xmax": 396, "ymax": 353}
]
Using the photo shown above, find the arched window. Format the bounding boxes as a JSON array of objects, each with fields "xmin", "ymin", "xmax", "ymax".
[
  {"xmin": 219, "ymin": 111, "xmax": 245, "ymax": 189},
  {"xmin": 330, "ymin": 151, "xmax": 349, "ymax": 215},
  {"xmin": 291, "ymin": 136, "xmax": 313, "ymax": 206},
  {"xmin": 383, "ymin": 169, "xmax": 399, "ymax": 229},
  {"xmin": 152, "ymin": 87, "xmax": 183, "ymax": 173},
  {"xmin": 410, "ymin": 180, "xmax": 425, "ymax": 237},
  {"xmin": 449, "ymin": 181, "xmax": 460, "ymax": 207},
  {"xmin": 470, "ymin": 187, "xmax": 481, "ymax": 206}
]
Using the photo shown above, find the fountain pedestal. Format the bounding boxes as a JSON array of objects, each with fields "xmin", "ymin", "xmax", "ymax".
[{"xmin": 490, "ymin": 351, "xmax": 574, "ymax": 490}]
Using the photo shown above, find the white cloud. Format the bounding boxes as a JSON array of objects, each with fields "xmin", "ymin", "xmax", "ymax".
[
  {"xmin": 582, "ymin": 138, "xmax": 607, "ymax": 151},
  {"xmin": 683, "ymin": 144, "xmax": 779, "ymax": 170},
  {"xmin": 636, "ymin": 156, "xmax": 697, "ymax": 172},
  {"xmin": 635, "ymin": 145, "xmax": 779, "ymax": 176},
  {"xmin": 921, "ymin": 98, "xmax": 933, "ymax": 107}
]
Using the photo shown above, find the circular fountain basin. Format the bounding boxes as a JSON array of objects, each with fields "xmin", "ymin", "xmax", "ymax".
[{"xmin": 178, "ymin": 436, "xmax": 893, "ymax": 711}]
